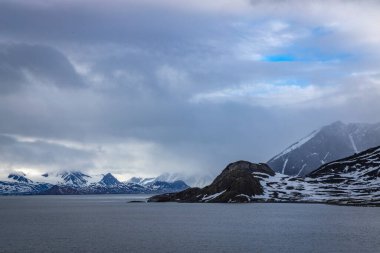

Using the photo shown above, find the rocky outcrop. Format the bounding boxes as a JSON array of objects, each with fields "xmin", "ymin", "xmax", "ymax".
[
  {"xmin": 149, "ymin": 149, "xmax": 380, "ymax": 206},
  {"xmin": 149, "ymin": 161, "xmax": 274, "ymax": 203}
]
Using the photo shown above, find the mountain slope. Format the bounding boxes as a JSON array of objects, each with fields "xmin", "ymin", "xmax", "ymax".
[
  {"xmin": 267, "ymin": 121, "xmax": 380, "ymax": 176},
  {"xmin": 149, "ymin": 149, "xmax": 380, "ymax": 205}
]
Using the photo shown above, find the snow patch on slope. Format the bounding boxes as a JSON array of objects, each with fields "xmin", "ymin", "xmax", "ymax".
[
  {"xmin": 349, "ymin": 134, "xmax": 358, "ymax": 153},
  {"xmin": 202, "ymin": 190, "xmax": 226, "ymax": 202},
  {"xmin": 271, "ymin": 129, "xmax": 319, "ymax": 161},
  {"xmin": 282, "ymin": 158, "xmax": 288, "ymax": 174}
]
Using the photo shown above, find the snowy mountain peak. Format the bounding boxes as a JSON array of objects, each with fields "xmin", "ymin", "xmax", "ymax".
[
  {"xmin": 126, "ymin": 177, "xmax": 156, "ymax": 186},
  {"xmin": 57, "ymin": 171, "xmax": 91, "ymax": 187},
  {"xmin": 99, "ymin": 173, "xmax": 120, "ymax": 186},
  {"xmin": 8, "ymin": 172, "xmax": 33, "ymax": 183},
  {"xmin": 268, "ymin": 121, "xmax": 380, "ymax": 176}
]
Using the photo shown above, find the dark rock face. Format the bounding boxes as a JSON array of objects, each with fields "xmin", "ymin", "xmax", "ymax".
[
  {"xmin": 268, "ymin": 121, "xmax": 380, "ymax": 176},
  {"xmin": 99, "ymin": 173, "xmax": 120, "ymax": 186},
  {"xmin": 149, "ymin": 161, "xmax": 275, "ymax": 203},
  {"xmin": 149, "ymin": 188, "xmax": 202, "ymax": 202}
]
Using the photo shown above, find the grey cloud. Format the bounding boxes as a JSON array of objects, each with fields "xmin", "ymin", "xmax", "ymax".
[
  {"xmin": 0, "ymin": 0, "xmax": 379, "ymax": 178},
  {"xmin": 0, "ymin": 135, "xmax": 95, "ymax": 171},
  {"xmin": 0, "ymin": 43, "xmax": 83, "ymax": 93},
  {"xmin": 0, "ymin": 1, "xmax": 219, "ymax": 47}
]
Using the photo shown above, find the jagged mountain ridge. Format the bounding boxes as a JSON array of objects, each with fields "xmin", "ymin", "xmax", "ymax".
[
  {"xmin": 149, "ymin": 146, "xmax": 380, "ymax": 205},
  {"xmin": 267, "ymin": 121, "xmax": 380, "ymax": 176},
  {"xmin": 0, "ymin": 171, "xmax": 189, "ymax": 195},
  {"xmin": 32, "ymin": 171, "xmax": 100, "ymax": 187}
]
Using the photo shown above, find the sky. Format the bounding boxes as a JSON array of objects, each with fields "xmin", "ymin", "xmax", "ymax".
[{"xmin": 1, "ymin": 0, "xmax": 380, "ymax": 180}]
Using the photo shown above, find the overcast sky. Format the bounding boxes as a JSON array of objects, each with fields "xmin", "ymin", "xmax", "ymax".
[{"xmin": 1, "ymin": 0, "xmax": 380, "ymax": 180}]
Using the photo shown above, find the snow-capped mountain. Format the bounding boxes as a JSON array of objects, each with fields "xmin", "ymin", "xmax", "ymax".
[
  {"xmin": 267, "ymin": 121, "xmax": 380, "ymax": 176},
  {"xmin": 0, "ymin": 170, "xmax": 190, "ymax": 195},
  {"xmin": 127, "ymin": 177, "xmax": 157, "ymax": 186},
  {"xmin": 0, "ymin": 172, "xmax": 51, "ymax": 195},
  {"xmin": 99, "ymin": 173, "xmax": 120, "ymax": 186},
  {"xmin": 127, "ymin": 172, "xmax": 213, "ymax": 187},
  {"xmin": 57, "ymin": 171, "xmax": 91, "ymax": 186},
  {"xmin": 149, "ymin": 148, "xmax": 380, "ymax": 206},
  {"xmin": 8, "ymin": 172, "xmax": 33, "ymax": 184},
  {"xmin": 37, "ymin": 171, "xmax": 99, "ymax": 187},
  {"xmin": 156, "ymin": 173, "xmax": 213, "ymax": 188},
  {"xmin": 146, "ymin": 180, "xmax": 189, "ymax": 192}
]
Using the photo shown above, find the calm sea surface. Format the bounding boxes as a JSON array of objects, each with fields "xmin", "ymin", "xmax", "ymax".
[{"xmin": 0, "ymin": 195, "xmax": 379, "ymax": 253}]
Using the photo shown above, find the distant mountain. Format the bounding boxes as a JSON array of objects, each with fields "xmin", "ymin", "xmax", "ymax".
[
  {"xmin": 150, "ymin": 148, "xmax": 380, "ymax": 205},
  {"xmin": 267, "ymin": 121, "xmax": 380, "ymax": 176},
  {"xmin": 38, "ymin": 171, "xmax": 94, "ymax": 187},
  {"xmin": 1, "ymin": 172, "xmax": 51, "ymax": 195},
  {"xmin": 128, "ymin": 172, "xmax": 213, "ymax": 187},
  {"xmin": 147, "ymin": 180, "xmax": 189, "ymax": 193},
  {"xmin": 99, "ymin": 173, "xmax": 120, "ymax": 186},
  {"xmin": 156, "ymin": 173, "xmax": 213, "ymax": 188},
  {"xmin": 58, "ymin": 171, "xmax": 91, "ymax": 186},
  {"xmin": 8, "ymin": 172, "xmax": 33, "ymax": 184},
  {"xmin": 0, "ymin": 171, "xmax": 189, "ymax": 195},
  {"xmin": 127, "ymin": 177, "xmax": 156, "ymax": 186}
]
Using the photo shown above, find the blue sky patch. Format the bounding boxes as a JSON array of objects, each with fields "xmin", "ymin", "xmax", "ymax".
[{"xmin": 263, "ymin": 55, "xmax": 296, "ymax": 62}]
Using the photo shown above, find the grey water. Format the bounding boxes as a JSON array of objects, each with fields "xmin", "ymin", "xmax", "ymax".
[{"xmin": 0, "ymin": 195, "xmax": 379, "ymax": 253}]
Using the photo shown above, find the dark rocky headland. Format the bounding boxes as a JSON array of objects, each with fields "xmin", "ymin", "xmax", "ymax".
[{"xmin": 149, "ymin": 147, "xmax": 380, "ymax": 206}]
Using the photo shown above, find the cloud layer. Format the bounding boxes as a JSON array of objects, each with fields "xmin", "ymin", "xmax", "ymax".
[{"xmin": 1, "ymin": 0, "xmax": 380, "ymax": 180}]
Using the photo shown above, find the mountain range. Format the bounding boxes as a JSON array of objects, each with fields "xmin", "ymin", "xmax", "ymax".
[
  {"xmin": 0, "ymin": 171, "xmax": 189, "ymax": 195},
  {"xmin": 149, "ymin": 145, "xmax": 380, "ymax": 206},
  {"xmin": 1, "ymin": 120, "xmax": 380, "ymax": 198}
]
